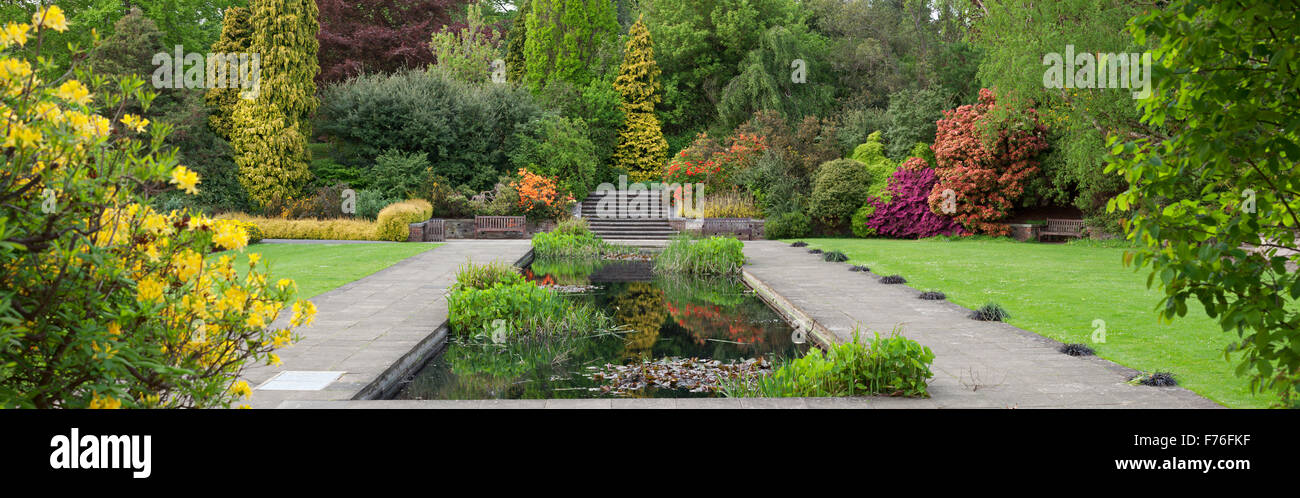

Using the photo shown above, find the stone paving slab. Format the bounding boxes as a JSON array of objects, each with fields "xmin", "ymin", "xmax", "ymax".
[
  {"xmin": 240, "ymin": 240, "xmax": 532, "ymax": 408},
  {"xmin": 741, "ymin": 241, "xmax": 1223, "ymax": 409}
]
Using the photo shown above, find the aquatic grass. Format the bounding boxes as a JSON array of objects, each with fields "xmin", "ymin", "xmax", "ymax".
[
  {"xmin": 723, "ymin": 327, "xmax": 935, "ymax": 398},
  {"xmin": 654, "ymin": 234, "xmax": 745, "ymax": 275},
  {"xmin": 452, "ymin": 260, "xmax": 524, "ymax": 291}
]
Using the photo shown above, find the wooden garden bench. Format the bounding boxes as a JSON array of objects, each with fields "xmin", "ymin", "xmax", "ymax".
[
  {"xmin": 701, "ymin": 218, "xmax": 755, "ymax": 240},
  {"xmin": 475, "ymin": 216, "xmax": 527, "ymax": 238},
  {"xmin": 1038, "ymin": 218, "xmax": 1085, "ymax": 241}
]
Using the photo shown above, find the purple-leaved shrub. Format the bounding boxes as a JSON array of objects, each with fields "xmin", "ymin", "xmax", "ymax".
[{"xmin": 864, "ymin": 158, "xmax": 965, "ymax": 239}]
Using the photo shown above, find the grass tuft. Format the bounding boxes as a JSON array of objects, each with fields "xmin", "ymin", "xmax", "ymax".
[
  {"xmin": 1060, "ymin": 343, "xmax": 1096, "ymax": 356},
  {"xmin": 918, "ymin": 291, "xmax": 946, "ymax": 300},
  {"xmin": 823, "ymin": 250, "xmax": 848, "ymax": 262},
  {"xmin": 880, "ymin": 274, "xmax": 906, "ymax": 284},
  {"xmin": 969, "ymin": 302, "xmax": 1010, "ymax": 321}
]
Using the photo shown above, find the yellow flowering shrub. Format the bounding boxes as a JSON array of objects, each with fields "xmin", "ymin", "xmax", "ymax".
[{"xmin": 0, "ymin": 8, "xmax": 315, "ymax": 408}]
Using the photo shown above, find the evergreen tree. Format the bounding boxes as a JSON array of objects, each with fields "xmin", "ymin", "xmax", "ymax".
[
  {"xmin": 230, "ymin": 0, "xmax": 320, "ymax": 207},
  {"xmin": 504, "ymin": 0, "xmax": 530, "ymax": 85},
  {"xmin": 523, "ymin": 0, "xmax": 619, "ymax": 92},
  {"xmin": 205, "ymin": 6, "xmax": 252, "ymax": 139},
  {"xmin": 612, "ymin": 17, "xmax": 667, "ymax": 182}
]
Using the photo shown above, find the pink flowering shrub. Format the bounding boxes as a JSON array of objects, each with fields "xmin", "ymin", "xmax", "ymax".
[
  {"xmin": 926, "ymin": 89, "xmax": 1049, "ymax": 235},
  {"xmin": 866, "ymin": 158, "xmax": 965, "ymax": 239}
]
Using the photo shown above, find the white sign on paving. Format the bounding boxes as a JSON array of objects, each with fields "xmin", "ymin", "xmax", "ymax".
[{"xmin": 256, "ymin": 371, "xmax": 345, "ymax": 391}]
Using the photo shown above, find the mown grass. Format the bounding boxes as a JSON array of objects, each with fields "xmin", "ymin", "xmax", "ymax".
[
  {"xmin": 222, "ymin": 242, "xmax": 441, "ymax": 299},
  {"xmin": 790, "ymin": 237, "xmax": 1275, "ymax": 408}
]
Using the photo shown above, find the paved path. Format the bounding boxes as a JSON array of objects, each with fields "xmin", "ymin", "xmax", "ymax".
[
  {"xmin": 241, "ymin": 240, "xmax": 532, "ymax": 408},
  {"xmin": 741, "ymin": 241, "xmax": 1221, "ymax": 408}
]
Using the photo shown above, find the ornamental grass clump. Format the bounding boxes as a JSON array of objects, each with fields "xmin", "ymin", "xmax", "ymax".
[
  {"xmin": 880, "ymin": 275, "xmax": 907, "ymax": 284},
  {"xmin": 531, "ymin": 230, "xmax": 607, "ymax": 260},
  {"xmin": 1131, "ymin": 372, "xmax": 1177, "ymax": 387},
  {"xmin": 790, "ymin": 241, "xmax": 808, "ymax": 247},
  {"xmin": 654, "ymin": 235, "xmax": 745, "ymax": 275},
  {"xmin": 823, "ymin": 250, "xmax": 849, "ymax": 262},
  {"xmin": 969, "ymin": 303, "xmax": 1010, "ymax": 321},
  {"xmin": 918, "ymin": 291, "xmax": 946, "ymax": 300},
  {"xmin": 849, "ymin": 265, "xmax": 870, "ymax": 272},
  {"xmin": 1060, "ymin": 343, "xmax": 1095, "ymax": 357}
]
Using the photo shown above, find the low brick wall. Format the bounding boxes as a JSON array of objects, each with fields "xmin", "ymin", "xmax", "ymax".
[
  {"xmin": 408, "ymin": 218, "xmax": 555, "ymax": 241},
  {"xmin": 673, "ymin": 218, "xmax": 765, "ymax": 240},
  {"xmin": 1007, "ymin": 224, "xmax": 1040, "ymax": 242}
]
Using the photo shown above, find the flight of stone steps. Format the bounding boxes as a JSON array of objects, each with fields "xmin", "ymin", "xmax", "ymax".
[{"xmin": 578, "ymin": 190, "xmax": 679, "ymax": 240}]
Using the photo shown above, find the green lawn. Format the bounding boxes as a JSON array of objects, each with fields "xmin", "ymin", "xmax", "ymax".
[
  {"xmin": 789, "ymin": 237, "xmax": 1274, "ymax": 409},
  {"xmin": 222, "ymin": 242, "xmax": 441, "ymax": 299}
]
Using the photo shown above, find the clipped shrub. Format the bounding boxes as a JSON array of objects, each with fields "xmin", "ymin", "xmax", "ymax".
[
  {"xmin": 880, "ymin": 275, "xmax": 906, "ymax": 284},
  {"xmin": 219, "ymin": 213, "xmax": 380, "ymax": 241},
  {"xmin": 969, "ymin": 303, "xmax": 1010, "ymax": 322},
  {"xmin": 1060, "ymin": 343, "xmax": 1095, "ymax": 356},
  {"xmin": 655, "ymin": 235, "xmax": 746, "ymax": 275},
  {"xmin": 851, "ymin": 204, "xmax": 876, "ymax": 238},
  {"xmin": 810, "ymin": 158, "xmax": 872, "ymax": 231},
  {"xmin": 824, "ymin": 251, "xmax": 849, "ymax": 263},
  {"xmin": 865, "ymin": 161, "xmax": 966, "ymax": 239},
  {"xmin": 765, "ymin": 211, "xmax": 812, "ymax": 239},
  {"xmin": 375, "ymin": 199, "xmax": 433, "ymax": 242}
]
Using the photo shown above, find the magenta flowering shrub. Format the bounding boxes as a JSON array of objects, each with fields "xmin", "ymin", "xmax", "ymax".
[{"xmin": 865, "ymin": 161, "xmax": 966, "ymax": 239}]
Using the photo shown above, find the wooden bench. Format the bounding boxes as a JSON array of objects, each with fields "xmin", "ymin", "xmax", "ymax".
[
  {"xmin": 701, "ymin": 218, "xmax": 755, "ymax": 240},
  {"xmin": 1038, "ymin": 218, "xmax": 1085, "ymax": 241},
  {"xmin": 475, "ymin": 216, "xmax": 527, "ymax": 238}
]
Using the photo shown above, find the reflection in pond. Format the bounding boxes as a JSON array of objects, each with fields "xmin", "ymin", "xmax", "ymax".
[{"xmin": 393, "ymin": 259, "xmax": 806, "ymax": 399}]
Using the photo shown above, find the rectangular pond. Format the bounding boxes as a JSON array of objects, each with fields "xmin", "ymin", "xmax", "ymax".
[{"xmin": 392, "ymin": 259, "xmax": 808, "ymax": 399}]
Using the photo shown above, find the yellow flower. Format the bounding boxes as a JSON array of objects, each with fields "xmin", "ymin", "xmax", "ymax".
[
  {"xmin": 137, "ymin": 277, "xmax": 164, "ymax": 302},
  {"xmin": 173, "ymin": 249, "xmax": 202, "ymax": 282},
  {"xmin": 0, "ymin": 22, "xmax": 30, "ymax": 48},
  {"xmin": 3, "ymin": 122, "xmax": 41, "ymax": 148},
  {"xmin": 169, "ymin": 165, "xmax": 200, "ymax": 195},
  {"xmin": 268, "ymin": 354, "xmax": 282, "ymax": 366},
  {"xmin": 213, "ymin": 220, "xmax": 249, "ymax": 250},
  {"xmin": 120, "ymin": 113, "xmax": 149, "ymax": 133},
  {"xmin": 229, "ymin": 380, "xmax": 252, "ymax": 399},
  {"xmin": 290, "ymin": 300, "xmax": 317, "ymax": 327},
  {"xmin": 88, "ymin": 393, "xmax": 121, "ymax": 409},
  {"xmin": 53, "ymin": 79, "xmax": 91, "ymax": 106},
  {"xmin": 32, "ymin": 5, "xmax": 69, "ymax": 32},
  {"xmin": 107, "ymin": 322, "xmax": 121, "ymax": 336},
  {"xmin": 248, "ymin": 253, "xmax": 261, "ymax": 266}
]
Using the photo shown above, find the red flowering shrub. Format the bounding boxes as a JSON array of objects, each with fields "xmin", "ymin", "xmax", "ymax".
[
  {"xmin": 866, "ymin": 160, "xmax": 966, "ymax": 239},
  {"xmin": 927, "ymin": 89, "xmax": 1049, "ymax": 235},
  {"xmin": 664, "ymin": 132, "xmax": 765, "ymax": 193}
]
